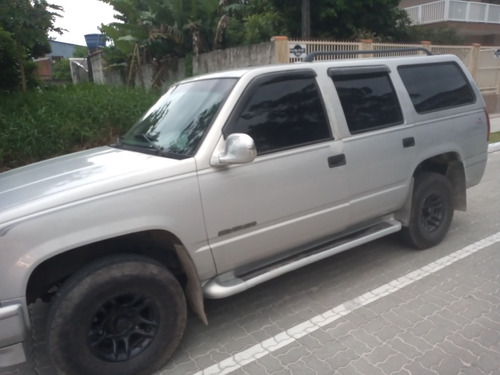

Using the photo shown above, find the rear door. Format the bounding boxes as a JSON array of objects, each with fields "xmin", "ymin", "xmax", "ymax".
[{"xmin": 328, "ymin": 66, "xmax": 416, "ymax": 223}]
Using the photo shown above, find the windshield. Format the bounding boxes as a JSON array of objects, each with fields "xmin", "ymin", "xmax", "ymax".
[{"xmin": 118, "ymin": 78, "xmax": 237, "ymax": 158}]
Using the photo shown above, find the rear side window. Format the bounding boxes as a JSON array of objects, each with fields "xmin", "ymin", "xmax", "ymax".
[
  {"xmin": 398, "ymin": 62, "xmax": 476, "ymax": 113},
  {"xmin": 330, "ymin": 68, "xmax": 403, "ymax": 134}
]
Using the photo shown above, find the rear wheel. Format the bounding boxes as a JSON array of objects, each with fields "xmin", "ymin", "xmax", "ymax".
[
  {"xmin": 47, "ymin": 255, "xmax": 186, "ymax": 375},
  {"xmin": 402, "ymin": 172, "xmax": 454, "ymax": 249}
]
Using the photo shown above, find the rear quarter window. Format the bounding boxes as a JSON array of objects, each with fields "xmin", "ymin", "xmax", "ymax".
[{"xmin": 398, "ymin": 62, "xmax": 476, "ymax": 114}]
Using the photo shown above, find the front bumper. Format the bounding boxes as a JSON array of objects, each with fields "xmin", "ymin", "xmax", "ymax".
[{"xmin": 0, "ymin": 303, "xmax": 27, "ymax": 367}]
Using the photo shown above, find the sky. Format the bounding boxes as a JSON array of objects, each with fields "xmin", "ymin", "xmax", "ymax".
[{"xmin": 49, "ymin": 0, "xmax": 118, "ymax": 46}]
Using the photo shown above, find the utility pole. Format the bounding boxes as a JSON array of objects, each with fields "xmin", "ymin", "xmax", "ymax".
[{"xmin": 302, "ymin": 0, "xmax": 311, "ymax": 39}]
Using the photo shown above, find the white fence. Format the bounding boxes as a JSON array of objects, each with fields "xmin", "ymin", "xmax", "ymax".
[
  {"xmin": 285, "ymin": 38, "xmax": 500, "ymax": 112},
  {"xmin": 288, "ymin": 39, "xmax": 498, "ymax": 90},
  {"xmin": 477, "ymin": 46, "xmax": 500, "ymax": 95}
]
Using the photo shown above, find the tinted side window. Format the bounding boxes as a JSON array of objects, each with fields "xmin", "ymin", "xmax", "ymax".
[
  {"xmin": 331, "ymin": 72, "xmax": 403, "ymax": 134},
  {"xmin": 229, "ymin": 77, "xmax": 331, "ymax": 155},
  {"xmin": 398, "ymin": 62, "xmax": 476, "ymax": 113}
]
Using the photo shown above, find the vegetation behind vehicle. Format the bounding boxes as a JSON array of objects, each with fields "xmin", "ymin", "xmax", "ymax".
[
  {"xmin": 1, "ymin": 82, "xmax": 499, "ymax": 173},
  {"xmin": 0, "ymin": 84, "xmax": 159, "ymax": 171}
]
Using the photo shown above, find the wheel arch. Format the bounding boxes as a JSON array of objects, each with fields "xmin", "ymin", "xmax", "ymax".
[
  {"xmin": 26, "ymin": 230, "xmax": 208, "ymax": 324},
  {"xmin": 397, "ymin": 152, "xmax": 467, "ymax": 226},
  {"xmin": 413, "ymin": 152, "xmax": 466, "ymax": 212}
]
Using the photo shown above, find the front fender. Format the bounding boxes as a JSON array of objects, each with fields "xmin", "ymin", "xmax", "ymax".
[{"xmin": 0, "ymin": 176, "xmax": 215, "ymax": 302}]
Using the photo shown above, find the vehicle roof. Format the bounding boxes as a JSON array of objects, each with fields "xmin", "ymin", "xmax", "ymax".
[{"xmin": 182, "ymin": 53, "xmax": 463, "ymax": 84}]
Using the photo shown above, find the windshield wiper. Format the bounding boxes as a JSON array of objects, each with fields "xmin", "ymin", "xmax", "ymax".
[{"xmin": 133, "ymin": 133, "xmax": 165, "ymax": 154}]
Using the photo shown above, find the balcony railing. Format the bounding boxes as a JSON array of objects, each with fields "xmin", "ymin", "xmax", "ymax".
[{"xmin": 405, "ymin": 0, "xmax": 500, "ymax": 25}]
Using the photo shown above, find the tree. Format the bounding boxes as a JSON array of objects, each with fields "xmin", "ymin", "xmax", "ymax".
[
  {"xmin": 398, "ymin": 25, "xmax": 466, "ymax": 45},
  {"xmin": 100, "ymin": 0, "xmax": 286, "ymax": 58},
  {"xmin": 223, "ymin": 0, "xmax": 286, "ymax": 46},
  {"xmin": 97, "ymin": 0, "xmax": 412, "ymax": 89},
  {"xmin": 270, "ymin": 0, "xmax": 407, "ymax": 41},
  {"xmin": 100, "ymin": 0, "xmax": 221, "ymax": 60},
  {"xmin": 0, "ymin": 0, "xmax": 62, "ymax": 92},
  {"xmin": 52, "ymin": 58, "xmax": 71, "ymax": 81},
  {"xmin": 100, "ymin": 0, "xmax": 258, "ymax": 86},
  {"xmin": 73, "ymin": 45, "xmax": 89, "ymax": 58},
  {"xmin": 0, "ymin": 25, "xmax": 19, "ymax": 92}
]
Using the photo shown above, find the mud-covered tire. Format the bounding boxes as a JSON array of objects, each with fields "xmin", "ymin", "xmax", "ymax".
[
  {"xmin": 402, "ymin": 172, "xmax": 454, "ymax": 249},
  {"xmin": 47, "ymin": 255, "xmax": 186, "ymax": 375}
]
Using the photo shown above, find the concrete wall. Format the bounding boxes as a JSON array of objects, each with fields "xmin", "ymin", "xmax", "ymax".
[
  {"xmin": 484, "ymin": 93, "xmax": 500, "ymax": 113},
  {"xmin": 69, "ymin": 58, "xmax": 88, "ymax": 84},
  {"xmin": 89, "ymin": 53, "xmax": 105, "ymax": 84},
  {"xmin": 131, "ymin": 59, "xmax": 187, "ymax": 90},
  {"xmin": 83, "ymin": 54, "xmax": 186, "ymax": 91},
  {"xmin": 83, "ymin": 39, "xmax": 281, "ymax": 90},
  {"xmin": 193, "ymin": 41, "xmax": 276, "ymax": 75}
]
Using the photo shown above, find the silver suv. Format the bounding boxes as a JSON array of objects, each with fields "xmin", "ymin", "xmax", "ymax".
[{"xmin": 0, "ymin": 51, "xmax": 490, "ymax": 375}]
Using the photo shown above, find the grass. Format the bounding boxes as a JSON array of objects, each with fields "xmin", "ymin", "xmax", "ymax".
[
  {"xmin": 490, "ymin": 131, "xmax": 500, "ymax": 144},
  {"xmin": 0, "ymin": 84, "xmax": 160, "ymax": 170}
]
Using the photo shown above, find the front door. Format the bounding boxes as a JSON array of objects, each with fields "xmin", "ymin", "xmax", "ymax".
[{"xmin": 197, "ymin": 70, "xmax": 352, "ymax": 274}]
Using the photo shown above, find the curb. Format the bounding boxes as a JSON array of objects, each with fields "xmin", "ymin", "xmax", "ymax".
[{"xmin": 488, "ymin": 142, "xmax": 500, "ymax": 153}]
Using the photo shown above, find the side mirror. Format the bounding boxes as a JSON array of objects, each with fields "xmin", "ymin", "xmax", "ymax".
[{"xmin": 216, "ymin": 133, "xmax": 257, "ymax": 166}]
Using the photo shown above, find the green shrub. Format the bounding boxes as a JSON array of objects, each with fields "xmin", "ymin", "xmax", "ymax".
[
  {"xmin": 0, "ymin": 84, "xmax": 160, "ymax": 170},
  {"xmin": 52, "ymin": 58, "xmax": 72, "ymax": 81}
]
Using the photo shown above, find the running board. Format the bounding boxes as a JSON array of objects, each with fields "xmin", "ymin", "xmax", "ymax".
[{"xmin": 203, "ymin": 219, "xmax": 402, "ymax": 299}]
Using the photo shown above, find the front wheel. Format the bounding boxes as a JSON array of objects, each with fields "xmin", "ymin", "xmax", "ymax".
[
  {"xmin": 47, "ymin": 255, "xmax": 186, "ymax": 375},
  {"xmin": 401, "ymin": 172, "xmax": 454, "ymax": 249}
]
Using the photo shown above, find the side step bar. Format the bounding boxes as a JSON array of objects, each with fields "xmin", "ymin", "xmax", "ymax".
[{"xmin": 203, "ymin": 219, "xmax": 402, "ymax": 299}]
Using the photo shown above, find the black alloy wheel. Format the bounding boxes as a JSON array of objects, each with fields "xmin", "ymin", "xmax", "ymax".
[
  {"xmin": 402, "ymin": 172, "xmax": 454, "ymax": 249},
  {"xmin": 47, "ymin": 255, "xmax": 186, "ymax": 375}
]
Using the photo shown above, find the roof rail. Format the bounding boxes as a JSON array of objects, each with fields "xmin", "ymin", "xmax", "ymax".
[{"xmin": 303, "ymin": 48, "xmax": 432, "ymax": 62}]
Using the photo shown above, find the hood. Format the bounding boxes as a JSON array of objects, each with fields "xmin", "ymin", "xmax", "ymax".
[{"xmin": 0, "ymin": 146, "xmax": 191, "ymax": 224}]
